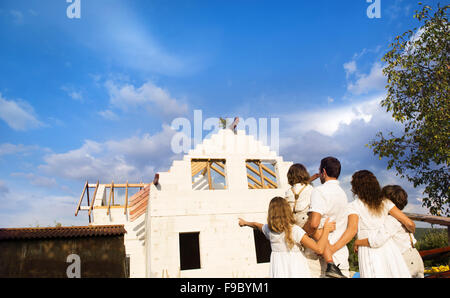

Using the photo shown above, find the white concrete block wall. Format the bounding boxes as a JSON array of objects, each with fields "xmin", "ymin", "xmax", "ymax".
[{"xmin": 89, "ymin": 129, "xmax": 295, "ymax": 278}]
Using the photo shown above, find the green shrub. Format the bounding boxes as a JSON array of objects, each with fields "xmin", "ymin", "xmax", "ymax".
[{"xmin": 416, "ymin": 229, "xmax": 449, "ymax": 267}]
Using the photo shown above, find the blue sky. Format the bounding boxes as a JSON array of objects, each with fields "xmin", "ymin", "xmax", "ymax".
[{"xmin": 0, "ymin": 0, "xmax": 443, "ymax": 227}]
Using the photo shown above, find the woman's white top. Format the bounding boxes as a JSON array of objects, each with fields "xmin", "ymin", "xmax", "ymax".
[
  {"xmin": 347, "ymin": 198, "xmax": 411, "ymax": 278},
  {"xmin": 262, "ymin": 224, "xmax": 311, "ymax": 278}
]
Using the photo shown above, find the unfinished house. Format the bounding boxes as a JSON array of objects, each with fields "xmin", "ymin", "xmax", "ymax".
[{"xmin": 75, "ymin": 129, "xmax": 293, "ymax": 277}]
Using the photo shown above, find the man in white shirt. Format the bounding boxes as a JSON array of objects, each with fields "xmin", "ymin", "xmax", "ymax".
[{"xmin": 303, "ymin": 157, "xmax": 349, "ymax": 278}]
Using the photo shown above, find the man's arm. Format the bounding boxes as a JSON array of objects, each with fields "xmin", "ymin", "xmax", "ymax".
[
  {"xmin": 303, "ymin": 212, "xmax": 322, "ymax": 239},
  {"xmin": 329, "ymin": 214, "xmax": 358, "ymax": 254}
]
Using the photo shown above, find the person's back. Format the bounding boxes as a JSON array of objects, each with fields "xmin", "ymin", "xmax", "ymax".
[
  {"xmin": 349, "ymin": 198, "xmax": 392, "ymax": 239},
  {"xmin": 349, "ymin": 171, "xmax": 411, "ymax": 278},
  {"xmin": 284, "ymin": 164, "xmax": 313, "ymax": 228},
  {"xmin": 285, "ymin": 183, "xmax": 313, "ymax": 227},
  {"xmin": 310, "ymin": 180, "xmax": 349, "ymax": 271},
  {"xmin": 305, "ymin": 157, "xmax": 349, "ymax": 278}
]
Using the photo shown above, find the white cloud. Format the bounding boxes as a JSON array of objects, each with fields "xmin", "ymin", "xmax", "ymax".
[
  {"xmin": 39, "ymin": 125, "xmax": 179, "ymax": 183},
  {"xmin": 343, "ymin": 60, "xmax": 357, "ymax": 77},
  {"xmin": 0, "ymin": 93, "xmax": 43, "ymax": 131},
  {"xmin": 284, "ymin": 95, "xmax": 382, "ymax": 137},
  {"xmin": 0, "ymin": 143, "xmax": 40, "ymax": 156},
  {"xmin": 10, "ymin": 10, "xmax": 24, "ymax": 24},
  {"xmin": 279, "ymin": 93, "xmax": 432, "ymax": 217},
  {"xmin": 0, "ymin": 190, "xmax": 87, "ymax": 228},
  {"xmin": 104, "ymin": 80, "xmax": 188, "ymax": 119},
  {"xmin": 61, "ymin": 86, "xmax": 83, "ymax": 101},
  {"xmin": 98, "ymin": 109, "xmax": 119, "ymax": 121},
  {"xmin": 347, "ymin": 62, "xmax": 386, "ymax": 95},
  {"xmin": 11, "ymin": 172, "xmax": 57, "ymax": 188}
]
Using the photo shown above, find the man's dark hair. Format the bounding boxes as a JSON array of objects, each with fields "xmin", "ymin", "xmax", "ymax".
[{"xmin": 320, "ymin": 157, "xmax": 341, "ymax": 179}]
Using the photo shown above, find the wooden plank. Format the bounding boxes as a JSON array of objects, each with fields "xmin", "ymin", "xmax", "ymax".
[
  {"xmin": 124, "ymin": 181, "xmax": 129, "ymax": 215},
  {"xmin": 215, "ymin": 161, "xmax": 225, "ymax": 170},
  {"xmin": 260, "ymin": 163, "xmax": 277, "ymax": 179},
  {"xmin": 257, "ymin": 161, "xmax": 266, "ymax": 189},
  {"xmin": 88, "ymin": 181, "xmax": 99, "ymax": 217},
  {"xmin": 90, "ymin": 183, "xmax": 150, "ymax": 188},
  {"xmin": 75, "ymin": 181, "xmax": 88, "ymax": 216},
  {"xmin": 86, "ymin": 183, "xmax": 91, "ymax": 222},
  {"xmin": 264, "ymin": 176, "xmax": 277, "ymax": 188},
  {"xmin": 191, "ymin": 162, "xmax": 202, "ymax": 176},
  {"xmin": 246, "ymin": 163, "xmax": 260, "ymax": 176},
  {"xmin": 405, "ymin": 212, "xmax": 450, "ymax": 226},
  {"xmin": 107, "ymin": 181, "xmax": 114, "ymax": 216},
  {"xmin": 112, "ymin": 181, "xmax": 115, "ymax": 205},
  {"xmin": 192, "ymin": 162, "xmax": 207, "ymax": 177},
  {"xmin": 94, "ymin": 206, "xmax": 125, "ymax": 210},
  {"xmin": 419, "ymin": 246, "xmax": 450, "ymax": 258},
  {"xmin": 247, "ymin": 173, "xmax": 262, "ymax": 187},
  {"xmin": 210, "ymin": 163, "xmax": 225, "ymax": 177},
  {"xmin": 206, "ymin": 162, "xmax": 212, "ymax": 190}
]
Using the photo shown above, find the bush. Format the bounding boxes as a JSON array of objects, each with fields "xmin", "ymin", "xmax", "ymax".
[
  {"xmin": 415, "ymin": 228, "xmax": 450, "ymax": 267},
  {"xmin": 347, "ymin": 237, "xmax": 359, "ymax": 272}
]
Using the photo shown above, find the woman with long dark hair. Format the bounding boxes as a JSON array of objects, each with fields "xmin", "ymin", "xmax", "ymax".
[{"xmin": 346, "ymin": 170, "xmax": 414, "ymax": 277}]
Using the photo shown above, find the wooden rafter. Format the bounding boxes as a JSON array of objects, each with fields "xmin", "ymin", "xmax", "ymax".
[
  {"xmin": 264, "ymin": 176, "xmax": 277, "ymax": 188},
  {"xmin": 90, "ymin": 183, "xmax": 150, "ymax": 188},
  {"xmin": 247, "ymin": 173, "xmax": 263, "ymax": 187},
  {"xmin": 88, "ymin": 180, "xmax": 99, "ymax": 218},
  {"xmin": 191, "ymin": 161, "xmax": 208, "ymax": 177},
  {"xmin": 261, "ymin": 163, "xmax": 277, "ymax": 178},
  {"xmin": 191, "ymin": 159, "xmax": 227, "ymax": 190},
  {"xmin": 205, "ymin": 162, "xmax": 212, "ymax": 190},
  {"xmin": 210, "ymin": 163, "xmax": 225, "ymax": 177},
  {"xmin": 257, "ymin": 161, "xmax": 266, "ymax": 189},
  {"xmin": 246, "ymin": 163, "xmax": 260, "ymax": 176},
  {"xmin": 107, "ymin": 180, "xmax": 114, "ymax": 216},
  {"xmin": 215, "ymin": 161, "xmax": 225, "ymax": 170},
  {"xmin": 124, "ymin": 181, "xmax": 129, "ymax": 215},
  {"xmin": 75, "ymin": 181, "xmax": 88, "ymax": 217},
  {"xmin": 246, "ymin": 160, "xmax": 278, "ymax": 189}
]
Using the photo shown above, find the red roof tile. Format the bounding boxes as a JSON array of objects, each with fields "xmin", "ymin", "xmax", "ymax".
[
  {"xmin": 129, "ymin": 185, "xmax": 150, "ymax": 222},
  {"xmin": 0, "ymin": 225, "xmax": 126, "ymax": 240}
]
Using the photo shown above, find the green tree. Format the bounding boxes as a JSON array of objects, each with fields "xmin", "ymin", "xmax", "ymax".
[{"xmin": 369, "ymin": 3, "xmax": 450, "ymax": 216}]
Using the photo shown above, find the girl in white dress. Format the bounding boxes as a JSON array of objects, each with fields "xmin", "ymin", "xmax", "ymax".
[
  {"xmin": 238, "ymin": 196, "xmax": 335, "ymax": 278},
  {"xmin": 347, "ymin": 170, "xmax": 413, "ymax": 278}
]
